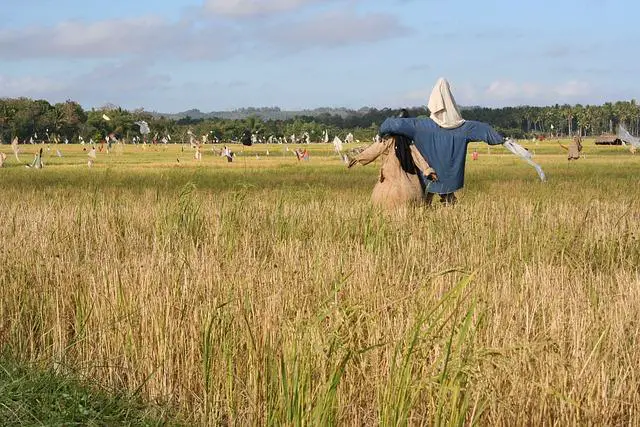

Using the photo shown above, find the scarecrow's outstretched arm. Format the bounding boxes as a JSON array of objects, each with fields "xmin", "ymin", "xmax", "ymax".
[
  {"xmin": 348, "ymin": 138, "xmax": 390, "ymax": 167},
  {"xmin": 379, "ymin": 118, "xmax": 420, "ymax": 139}
]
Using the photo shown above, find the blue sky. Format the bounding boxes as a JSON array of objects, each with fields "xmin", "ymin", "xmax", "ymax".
[{"xmin": 1, "ymin": 0, "xmax": 638, "ymax": 112}]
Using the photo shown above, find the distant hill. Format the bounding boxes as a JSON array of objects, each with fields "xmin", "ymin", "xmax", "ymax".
[
  {"xmin": 149, "ymin": 106, "xmax": 377, "ymax": 121},
  {"xmin": 147, "ymin": 105, "xmax": 488, "ymax": 121}
]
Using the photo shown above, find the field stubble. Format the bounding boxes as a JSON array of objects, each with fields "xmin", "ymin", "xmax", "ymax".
[{"xmin": 1, "ymin": 142, "xmax": 639, "ymax": 425}]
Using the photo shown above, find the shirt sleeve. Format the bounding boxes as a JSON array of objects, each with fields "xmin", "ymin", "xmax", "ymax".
[
  {"xmin": 379, "ymin": 118, "xmax": 418, "ymax": 139},
  {"xmin": 466, "ymin": 121, "xmax": 504, "ymax": 145},
  {"xmin": 353, "ymin": 138, "xmax": 392, "ymax": 165}
]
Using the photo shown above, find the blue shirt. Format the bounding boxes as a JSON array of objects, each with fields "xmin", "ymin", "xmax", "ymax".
[{"xmin": 379, "ymin": 118, "xmax": 504, "ymax": 194}]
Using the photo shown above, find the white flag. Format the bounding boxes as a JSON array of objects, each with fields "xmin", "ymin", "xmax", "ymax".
[
  {"xmin": 11, "ymin": 137, "xmax": 20, "ymax": 161},
  {"xmin": 332, "ymin": 136, "xmax": 343, "ymax": 153},
  {"xmin": 134, "ymin": 121, "xmax": 150, "ymax": 135},
  {"xmin": 618, "ymin": 124, "xmax": 640, "ymax": 148},
  {"xmin": 503, "ymin": 138, "xmax": 546, "ymax": 182}
]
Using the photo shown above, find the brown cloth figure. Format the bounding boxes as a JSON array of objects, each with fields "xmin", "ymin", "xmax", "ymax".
[
  {"xmin": 348, "ymin": 136, "xmax": 436, "ymax": 210},
  {"xmin": 567, "ymin": 136, "xmax": 582, "ymax": 160}
]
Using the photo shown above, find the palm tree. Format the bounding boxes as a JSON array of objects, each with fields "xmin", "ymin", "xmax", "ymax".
[
  {"xmin": 601, "ymin": 102, "xmax": 614, "ymax": 133},
  {"xmin": 523, "ymin": 107, "xmax": 533, "ymax": 133},
  {"xmin": 561, "ymin": 104, "xmax": 573, "ymax": 136},
  {"xmin": 626, "ymin": 100, "xmax": 638, "ymax": 134},
  {"xmin": 614, "ymin": 101, "xmax": 638, "ymax": 133},
  {"xmin": 573, "ymin": 104, "xmax": 585, "ymax": 136},
  {"xmin": 545, "ymin": 106, "xmax": 562, "ymax": 136}
]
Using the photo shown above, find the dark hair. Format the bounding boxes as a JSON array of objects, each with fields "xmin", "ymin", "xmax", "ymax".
[
  {"xmin": 392, "ymin": 109, "xmax": 416, "ymax": 174},
  {"xmin": 394, "ymin": 135, "xmax": 417, "ymax": 175}
]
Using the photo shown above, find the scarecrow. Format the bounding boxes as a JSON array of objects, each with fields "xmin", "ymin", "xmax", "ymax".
[
  {"xmin": 348, "ymin": 110, "xmax": 438, "ymax": 211},
  {"xmin": 379, "ymin": 78, "xmax": 545, "ymax": 205}
]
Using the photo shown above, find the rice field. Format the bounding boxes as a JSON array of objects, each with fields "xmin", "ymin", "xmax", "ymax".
[{"xmin": 1, "ymin": 140, "xmax": 639, "ymax": 425}]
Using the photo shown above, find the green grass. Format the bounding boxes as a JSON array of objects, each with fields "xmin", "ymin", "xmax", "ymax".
[{"xmin": 0, "ymin": 356, "xmax": 180, "ymax": 426}]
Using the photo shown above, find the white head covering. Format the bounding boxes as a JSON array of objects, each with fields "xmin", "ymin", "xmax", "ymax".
[{"xmin": 427, "ymin": 78, "xmax": 465, "ymax": 129}]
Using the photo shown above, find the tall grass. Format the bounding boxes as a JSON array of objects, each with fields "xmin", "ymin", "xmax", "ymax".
[{"xmin": 1, "ymin": 143, "xmax": 639, "ymax": 424}]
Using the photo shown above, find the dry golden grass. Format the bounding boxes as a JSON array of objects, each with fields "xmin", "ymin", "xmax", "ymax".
[{"xmin": 1, "ymin": 141, "xmax": 639, "ymax": 425}]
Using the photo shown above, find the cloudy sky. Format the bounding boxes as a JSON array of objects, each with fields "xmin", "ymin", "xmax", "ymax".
[{"xmin": 1, "ymin": 0, "xmax": 638, "ymax": 112}]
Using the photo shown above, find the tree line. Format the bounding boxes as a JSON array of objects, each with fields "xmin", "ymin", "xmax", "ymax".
[{"xmin": 1, "ymin": 97, "xmax": 638, "ymax": 144}]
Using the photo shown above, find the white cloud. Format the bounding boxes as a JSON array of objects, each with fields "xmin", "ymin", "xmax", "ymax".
[
  {"xmin": 0, "ymin": 2, "xmax": 405, "ymax": 62},
  {"xmin": 485, "ymin": 80, "xmax": 521, "ymax": 99},
  {"xmin": 0, "ymin": 1, "xmax": 411, "ymax": 110},
  {"xmin": 0, "ymin": 75, "xmax": 66, "ymax": 97},
  {"xmin": 401, "ymin": 88, "xmax": 431, "ymax": 104},
  {"xmin": 399, "ymin": 79, "xmax": 594, "ymax": 108},
  {"xmin": 0, "ymin": 16, "xmax": 235, "ymax": 61},
  {"xmin": 0, "ymin": 59, "xmax": 172, "ymax": 108},
  {"xmin": 78, "ymin": 60, "xmax": 171, "ymax": 92},
  {"xmin": 484, "ymin": 79, "xmax": 591, "ymax": 104},
  {"xmin": 204, "ymin": 0, "xmax": 323, "ymax": 17},
  {"xmin": 259, "ymin": 10, "xmax": 409, "ymax": 52},
  {"xmin": 485, "ymin": 80, "xmax": 556, "ymax": 100},
  {"xmin": 554, "ymin": 80, "xmax": 590, "ymax": 97}
]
